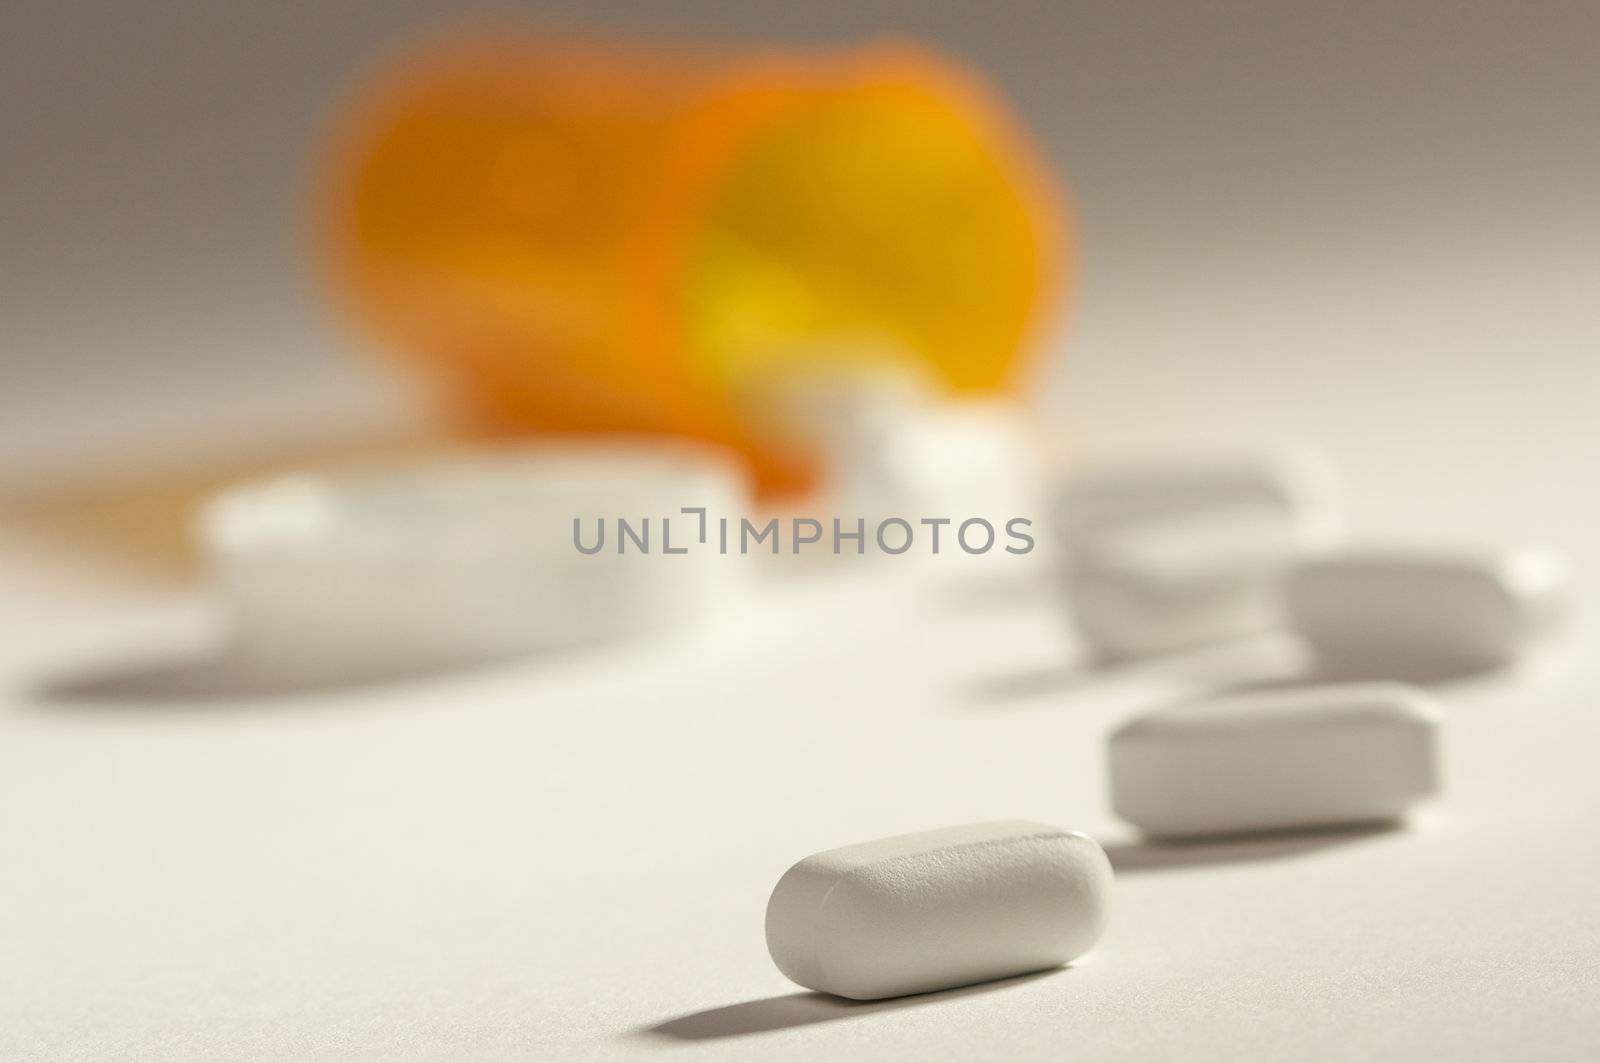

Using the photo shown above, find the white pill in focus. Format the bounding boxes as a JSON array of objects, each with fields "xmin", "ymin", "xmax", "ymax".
[
  {"xmin": 1109, "ymin": 682, "xmax": 1442, "ymax": 839},
  {"xmin": 766, "ymin": 821, "xmax": 1112, "ymax": 1000},
  {"xmin": 1287, "ymin": 546, "xmax": 1569, "ymax": 672}
]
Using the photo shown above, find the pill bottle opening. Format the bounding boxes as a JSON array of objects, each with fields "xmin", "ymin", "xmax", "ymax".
[{"xmin": 671, "ymin": 49, "xmax": 1061, "ymax": 401}]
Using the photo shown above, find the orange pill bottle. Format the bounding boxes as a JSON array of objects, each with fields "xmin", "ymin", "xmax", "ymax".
[{"xmin": 320, "ymin": 32, "xmax": 1067, "ymax": 495}]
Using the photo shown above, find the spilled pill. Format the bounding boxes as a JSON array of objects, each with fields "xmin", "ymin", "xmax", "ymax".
[
  {"xmin": 737, "ymin": 354, "xmax": 1040, "ymax": 562},
  {"xmin": 1066, "ymin": 503, "xmax": 1293, "ymax": 658},
  {"xmin": 1109, "ymin": 682, "xmax": 1442, "ymax": 839},
  {"xmin": 765, "ymin": 821, "xmax": 1112, "ymax": 1000},
  {"xmin": 860, "ymin": 400, "xmax": 1043, "ymax": 532},
  {"xmin": 1288, "ymin": 546, "xmax": 1568, "ymax": 671},
  {"xmin": 735, "ymin": 352, "xmax": 937, "ymax": 466},
  {"xmin": 1055, "ymin": 443, "xmax": 1340, "ymax": 547}
]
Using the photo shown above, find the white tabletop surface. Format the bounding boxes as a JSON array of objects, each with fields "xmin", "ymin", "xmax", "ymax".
[
  {"xmin": 6, "ymin": 6, "xmax": 1600, "ymax": 1040},
  {"xmin": 6, "ymin": 303, "xmax": 1600, "ymax": 1062}
]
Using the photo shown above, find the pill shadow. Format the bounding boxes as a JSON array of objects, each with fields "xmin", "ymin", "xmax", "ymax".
[
  {"xmin": 963, "ymin": 662, "xmax": 1107, "ymax": 704},
  {"xmin": 28, "ymin": 647, "xmax": 564, "ymax": 708},
  {"xmin": 643, "ymin": 969, "xmax": 1060, "ymax": 1041},
  {"xmin": 965, "ymin": 636, "xmax": 1299, "ymax": 709},
  {"xmin": 1222, "ymin": 653, "xmax": 1504, "ymax": 691},
  {"xmin": 1104, "ymin": 821, "xmax": 1403, "ymax": 874},
  {"xmin": 966, "ymin": 638, "xmax": 1534, "ymax": 711}
]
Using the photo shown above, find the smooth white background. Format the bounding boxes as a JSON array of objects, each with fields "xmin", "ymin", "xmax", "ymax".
[{"xmin": 4, "ymin": 2, "xmax": 1599, "ymax": 1059}]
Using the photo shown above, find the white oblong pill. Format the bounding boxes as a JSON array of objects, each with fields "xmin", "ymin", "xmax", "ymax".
[
  {"xmin": 1055, "ymin": 443, "xmax": 1340, "ymax": 547},
  {"xmin": 765, "ymin": 821, "xmax": 1111, "ymax": 1000},
  {"xmin": 1109, "ymin": 682, "xmax": 1442, "ymax": 839},
  {"xmin": 1287, "ymin": 546, "xmax": 1569, "ymax": 670},
  {"xmin": 1066, "ymin": 503, "xmax": 1293, "ymax": 659}
]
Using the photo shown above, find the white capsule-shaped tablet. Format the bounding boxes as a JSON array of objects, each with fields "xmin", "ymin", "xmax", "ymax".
[
  {"xmin": 1055, "ymin": 443, "xmax": 1340, "ymax": 547},
  {"xmin": 1287, "ymin": 546, "xmax": 1569, "ymax": 670},
  {"xmin": 765, "ymin": 821, "xmax": 1112, "ymax": 1000},
  {"xmin": 1067, "ymin": 503, "xmax": 1293, "ymax": 658},
  {"xmin": 1109, "ymin": 682, "xmax": 1442, "ymax": 839}
]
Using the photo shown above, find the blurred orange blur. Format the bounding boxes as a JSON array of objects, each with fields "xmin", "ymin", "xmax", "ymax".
[{"xmin": 320, "ymin": 32, "xmax": 1068, "ymax": 496}]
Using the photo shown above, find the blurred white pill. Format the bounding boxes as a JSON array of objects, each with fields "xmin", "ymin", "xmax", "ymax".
[
  {"xmin": 201, "ymin": 442, "xmax": 749, "ymax": 681},
  {"xmin": 1056, "ymin": 442, "xmax": 1340, "ymax": 548},
  {"xmin": 1287, "ymin": 546, "xmax": 1569, "ymax": 672},
  {"xmin": 737, "ymin": 350, "xmax": 1043, "ymax": 565},
  {"xmin": 856, "ymin": 400, "xmax": 1043, "ymax": 529},
  {"xmin": 766, "ymin": 821, "xmax": 1111, "ymax": 1000},
  {"xmin": 735, "ymin": 347, "xmax": 938, "ymax": 464},
  {"xmin": 1109, "ymin": 682, "xmax": 1442, "ymax": 838},
  {"xmin": 1067, "ymin": 503, "xmax": 1294, "ymax": 659},
  {"xmin": 753, "ymin": 362, "xmax": 1040, "ymax": 521}
]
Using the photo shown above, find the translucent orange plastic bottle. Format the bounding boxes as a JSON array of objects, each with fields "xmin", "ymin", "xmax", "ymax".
[{"xmin": 320, "ymin": 32, "xmax": 1067, "ymax": 495}]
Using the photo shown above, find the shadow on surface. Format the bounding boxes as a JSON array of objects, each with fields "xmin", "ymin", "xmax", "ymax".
[
  {"xmin": 964, "ymin": 635, "xmax": 1300, "ymax": 709},
  {"xmin": 1104, "ymin": 821, "xmax": 1403, "ymax": 874},
  {"xmin": 962, "ymin": 661, "xmax": 1107, "ymax": 704},
  {"xmin": 964, "ymin": 634, "xmax": 1540, "ymax": 710},
  {"xmin": 29, "ymin": 647, "xmax": 552, "ymax": 707},
  {"xmin": 643, "ymin": 969, "xmax": 1059, "ymax": 1041},
  {"xmin": 1231, "ymin": 648, "xmax": 1514, "ymax": 690}
]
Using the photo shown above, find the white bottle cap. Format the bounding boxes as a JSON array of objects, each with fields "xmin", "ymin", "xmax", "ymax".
[{"xmin": 199, "ymin": 441, "xmax": 750, "ymax": 683}]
